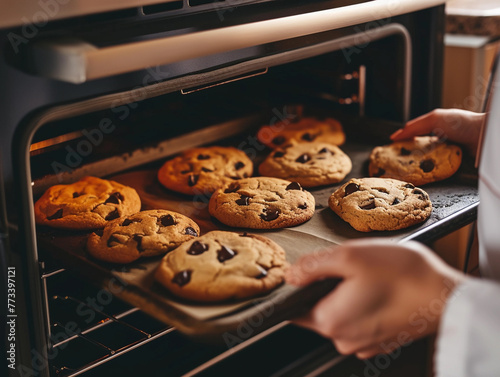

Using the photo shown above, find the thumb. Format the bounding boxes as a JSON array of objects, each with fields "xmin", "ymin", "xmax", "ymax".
[{"xmin": 285, "ymin": 248, "xmax": 352, "ymax": 287}]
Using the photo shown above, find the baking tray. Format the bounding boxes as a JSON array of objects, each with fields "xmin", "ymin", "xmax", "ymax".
[{"xmin": 36, "ymin": 139, "xmax": 479, "ymax": 343}]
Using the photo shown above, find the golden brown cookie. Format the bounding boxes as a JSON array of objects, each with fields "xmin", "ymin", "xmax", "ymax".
[
  {"xmin": 328, "ymin": 177, "xmax": 432, "ymax": 232},
  {"xmin": 257, "ymin": 116, "xmax": 345, "ymax": 149},
  {"xmin": 34, "ymin": 176, "xmax": 141, "ymax": 230},
  {"xmin": 258, "ymin": 142, "xmax": 352, "ymax": 187},
  {"xmin": 87, "ymin": 209, "xmax": 200, "ymax": 264},
  {"xmin": 157, "ymin": 146, "xmax": 253, "ymax": 195},
  {"xmin": 154, "ymin": 230, "xmax": 288, "ymax": 302},
  {"xmin": 208, "ymin": 177, "xmax": 315, "ymax": 229},
  {"xmin": 368, "ymin": 136, "xmax": 462, "ymax": 186}
]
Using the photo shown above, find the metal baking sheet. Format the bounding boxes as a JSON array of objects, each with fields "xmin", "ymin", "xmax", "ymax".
[{"xmin": 36, "ymin": 139, "xmax": 479, "ymax": 342}]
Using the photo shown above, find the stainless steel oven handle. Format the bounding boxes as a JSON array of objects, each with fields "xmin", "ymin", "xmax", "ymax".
[{"xmin": 28, "ymin": 0, "xmax": 444, "ymax": 83}]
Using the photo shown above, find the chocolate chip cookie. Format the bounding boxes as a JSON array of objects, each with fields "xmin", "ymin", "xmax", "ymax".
[
  {"xmin": 209, "ymin": 177, "xmax": 315, "ymax": 229},
  {"xmin": 258, "ymin": 142, "xmax": 352, "ymax": 187},
  {"xmin": 368, "ymin": 136, "xmax": 462, "ymax": 186},
  {"xmin": 157, "ymin": 146, "xmax": 253, "ymax": 195},
  {"xmin": 257, "ymin": 116, "xmax": 345, "ymax": 149},
  {"xmin": 328, "ymin": 177, "xmax": 432, "ymax": 232},
  {"xmin": 34, "ymin": 176, "xmax": 141, "ymax": 230},
  {"xmin": 87, "ymin": 209, "xmax": 200, "ymax": 264},
  {"xmin": 154, "ymin": 230, "xmax": 288, "ymax": 302}
]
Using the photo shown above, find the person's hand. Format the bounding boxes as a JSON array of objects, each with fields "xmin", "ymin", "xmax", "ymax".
[
  {"xmin": 390, "ymin": 108, "xmax": 485, "ymax": 157},
  {"xmin": 285, "ymin": 238, "xmax": 466, "ymax": 359}
]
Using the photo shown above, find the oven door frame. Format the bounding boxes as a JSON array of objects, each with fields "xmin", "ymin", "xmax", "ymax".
[{"xmin": 9, "ymin": 6, "xmax": 449, "ymax": 376}]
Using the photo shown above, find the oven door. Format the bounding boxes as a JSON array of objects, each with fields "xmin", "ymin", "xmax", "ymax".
[{"xmin": 7, "ymin": 0, "xmax": 446, "ymax": 84}]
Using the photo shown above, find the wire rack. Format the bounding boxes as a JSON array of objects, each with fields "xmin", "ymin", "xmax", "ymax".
[{"xmin": 41, "ymin": 266, "xmax": 175, "ymax": 376}]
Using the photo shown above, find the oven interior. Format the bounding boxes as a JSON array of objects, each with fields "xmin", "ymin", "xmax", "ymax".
[
  {"xmin": 30, "ymin": 37, "xmax": 407, "ymax": 183},
  {"xmin": 9, "ymin": 5, "xmax": 468, "ymax": 376}
]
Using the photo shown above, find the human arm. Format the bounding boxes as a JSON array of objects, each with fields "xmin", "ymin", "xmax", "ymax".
[
  {"xmin": 285, "ymin": 238, "xmax": 465, "ymax": 359},
  {"xmin": 390, "ymin": 108, "xmax": 485, "ymax": 157}
]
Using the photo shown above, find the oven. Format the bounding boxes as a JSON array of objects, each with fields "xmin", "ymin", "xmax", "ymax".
[{"xmin": 1, "ymin": 1, "xmax": 480, "ymax": 376}]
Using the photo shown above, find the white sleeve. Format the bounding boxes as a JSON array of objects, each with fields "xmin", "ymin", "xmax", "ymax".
[{"xmin": 435, "ymin": 278, "xmax": 500, "ymax": 377}]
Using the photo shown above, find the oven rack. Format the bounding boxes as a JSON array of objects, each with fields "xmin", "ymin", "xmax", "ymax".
[
  {"xmin": 40, "ymin": 265, "xmax": 347, "ymax": 377},
  {"xmin": 40, "ymin": 267, "xmax": 174, "ymax": 376},
  {"xmin": 41, "ymin": 266, "xmax": 312, "ymax": 377}
]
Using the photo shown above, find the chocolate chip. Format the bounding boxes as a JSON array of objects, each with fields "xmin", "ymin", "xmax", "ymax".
[
  {"xmin": 72, "ymin": 192, "xmax": 81, "ymax": 198},
  {"xmin": 224, "ymin": 183, "xmax": 240, "ymax": 193},
  {"xmin": 172, "ymin": 270, "xmax": 191, "ymax": 286},
  {"xmin": 272, "ymin": 136, "xmax": 285, "ymax": 145},
  {"xmin": 187, "ymin": 241, "xmax": 208, "ymax": 255},
  {"xmin": 229, "ymin": 176, "xmax": 241, "ymax": 180},
  {"xmin": 235, "ymin": 195, "xmax": 250, "ymax": 206},
  {"xmin": 400, "ymin": 147, "xmax": 412, "ymax": 156},
  {"xmin": 235, "ymin": 161, "xmax": 245, "ymax": 170},
  {"xmin": 360, "ymin": 201, "xmax": 376, "ymax": 210},
  {"xmin": 184, "ymin": 227, "xmax": 198, "ymax": 236},
  {"xmin": 286, "ymin": 182, "xmax": 302, "ymax": 191},
  {"xmin": 301, "ymin": 133, "xmax": 316, "ymax": 141},
  {"xmin": 273, "ymin": 151, "xmax": 285, "ymax": 158},
  {"xmin": 217, "ymin": 246, "xmax": 237, "ymax": 263},
  {"xmin": 180, "ymin": 170, "xmax": 191, "ymax": 174},
  {"xmin": 344, "ymin": 183, "xmax": 360, "ymax": 196},
  {"xmin": 105, "ymin": 192, "xmax": 124, "ymax": 205},
  {"xmin": 298, "ymin": 203, "xmax": 308, "ymax": 210},
  {"xmin": 319, "ymin": 148, "xmax": 331, "ymax": 154},
  {"xmin": 47, "ymin": 209, "xmax": 63, "ymax": 220},
  {"xmin": 296, "ymin": 154, "xmax": 311, "ymax": 163},
  {"xmin": 239, "ymin": 232, "xmax": 255, "ymax": 238},
  {"xmin": 159, "ymin": 214, "xmax": 176, "ymax": 226},
  {"xmin": 392, "ymin": 198, "xmax": 401, "ymax": 205},
  {"xmin": 404, "ymin": 183, "xmax": 415, "ymax": 189},
  {"xmin": 374, "ymin": 168, "xmax": 386, "ymax": 177},
  {"xmin": 201, "ymin": 167, "xmax": 214, "ymax": 172},
  {"xmin": 255, "ymin": 266, "xmax": 268, "ymax": 279},
  {"xmin": 133, "ymin": 234, "xmax": 145, "ymax": 252},
  {"xmin": 107, "ymin": 235, "xmax": 124, "ymax": 247},
  {"xmin": 105, "ymin": 209, "xmax": 120, "ymax": 221},
  {"xmin": 188, "ymin": 174, "xmax": 199, "ymax": 186},
  {"xmin": 420, "ymin": 159, "xmax": 435, "ymax": 173},
  {"xmin": 260, "ymin": 208, "xmax": 280, "ymax": 221},
  {"xmin": 197, "ymin": 154, "xmax": 210, "ymax": 160},
  {"xmin": 413, "ymin": 189, "xmax": 428, "ymax": 200},
  {"xmin": 122, "ymin": 218, "xmax": 141, "ymax": 226}
]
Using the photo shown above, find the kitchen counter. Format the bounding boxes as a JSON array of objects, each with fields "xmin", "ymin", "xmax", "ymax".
[{"xmin": 446, "ymin": 0, "xmax": 500, "ymax": 36}]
